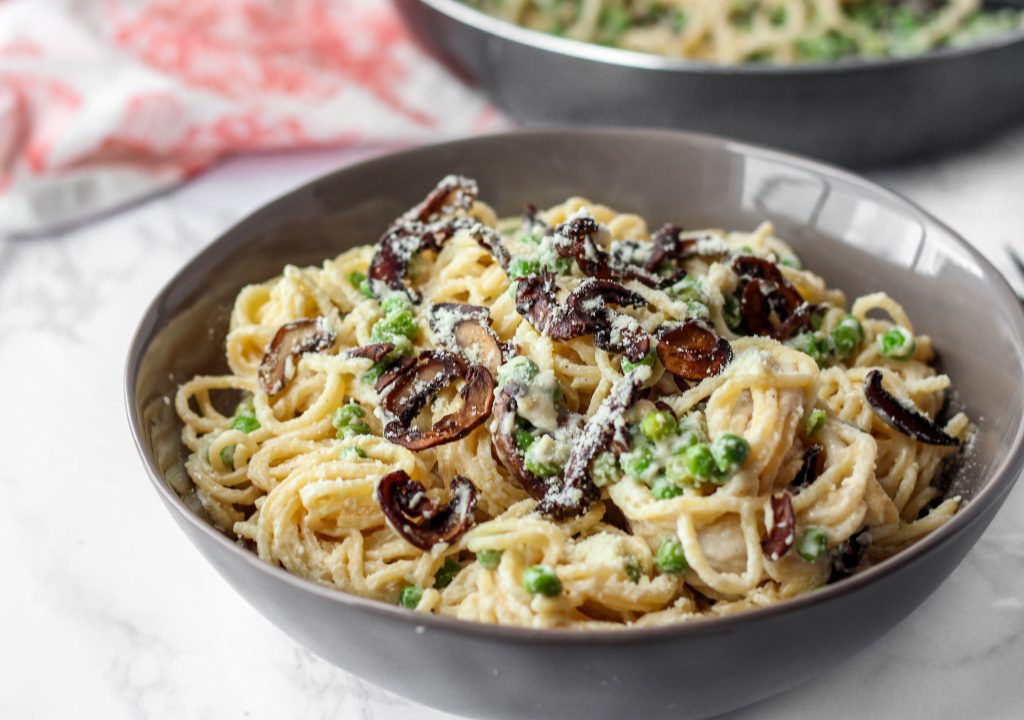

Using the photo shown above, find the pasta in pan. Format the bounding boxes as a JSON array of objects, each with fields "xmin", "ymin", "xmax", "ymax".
[
  {"xmin": 176, "ymin": 176, "xmax": 969, "ymax": 628},
  {"xmin": 461, "ymin": 0, "xmax": 1024, "ymax": 64}
]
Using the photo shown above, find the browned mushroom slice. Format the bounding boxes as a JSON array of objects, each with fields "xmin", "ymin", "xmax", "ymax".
[
  {"xmin": 732, "ymin": 255, "xmax": 805, "ymax": 324},
  {"xmin": 427, "ymin": 303, "xmax": 511, "ymax": 375},
  {"xmin": 515, "ymin": 273, "xmax": 651, "ymax": 362},
  {"xmin": 772, "ymin": 302, "xmax": 823, "ymax": 341},
  {"xmin": 490, "ymin": 388, "xmax": 552, "ymax": 503},
  {"xmin": 656, "ymin": 321, "xmax": 734, "ymax": 382},
  {"xmin": 864, "ymin": 370, "xmax": 959, "ymax": 446},
  {"xmin": 792, "ymin": 443, "xmax": 825, "ymax": 488},
  {"xmin": 739, "ymin": 279, "xmax": 774, "ymax": 337},
  {"xmin": 377, "ymin": 351, "xmax": 495, "ymax": 451},
  {"xmin": 544, "ymin": 372, "xmax": 645, "ymax": 518},
  {"xmin": 345, "ymin": 342, "xmax": 395, "ymax": 362},
  {"xmin": 375, "ymin": 470, "xmax": 478, "ymax": 550},
  {"xmin": 369, "ymin": 217, "xmax": 511, "ymax": 300},
  {"xmin": 258, "ymin": 318, "xmax": 336, "ymax": 395},
  {"xmin": 829, "ymin": 527, "xmax": 871, "ymax": 582},
  {"xmin": 763, "ymin": 492, "xmax": 796, "ymax": 561},
  {"xmin": 644, "ymin": 224, "xmax": 729, "ymax": 274},
  {"xmin": 367, "ymin": 220, "xmax": 457, "ymax": 299},
  {"xmin": 402, "ymin": 175, "xmax": 478, "ymax": 224},
  {"xmin": 552, "ymin": 216, "xmax": 662, "ymax": 287}
]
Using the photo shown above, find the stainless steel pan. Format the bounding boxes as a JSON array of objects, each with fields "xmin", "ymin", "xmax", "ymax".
[{"xmin": 394, "ymin": 0, "xmax": 1024, "ymax": 166}]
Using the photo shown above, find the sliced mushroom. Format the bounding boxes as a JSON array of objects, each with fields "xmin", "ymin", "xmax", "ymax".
[
  {"xmin": 792, "ymin": 443, "xmax": 825, "ymax": 488},
  {"xmin": 377, "ymin": 350, "xmax": 495, "ymax": 451},
  {"xmin": 427, "ymin": 303, "xmax": 511, "ymax": 375},
  {"xmin": 829, "ymin": 527, "xmax": 872, "ymax": 582},
  {"xmin": 656, "ymin": 320, "xmax": 734, "ymax": 382},
  {"xmin": 772, "ymin": 302, "xmax": 822, "ymax": 341},
  {"xmin": 258, "ymin": 318, "xmax": 336, "ymax": 395},
  {"xmin": 732, "ymin": 255, "xmax": 806, "ymax": 336},
  {"xmin": 645, "ymin": 224, "xmax": 729, "ymax": 275},
  {"xmin": 864, "ymin": 370, "xmax": 959, "ymax": 446},
  {"xmin": 515, "ymin": 273, "xmax": 651, "ymax": 362},
  {"xmin": 763, "ymin": 492, "xmax": 796, "ymax": 561},
  {"xmin": 376, "ymin": 470, "xmax": 478, "ymax": 550},
  {"xmin": 402, "ymin": 175, "xmax": 478, "ymax": 224},
  {"xmin": 549, "ymin": 372, "xmax": 645, "ymax": 518},
  {"xmin": 552, "ymin": 215, "xmax": 662, "ymax": 287},
  {"xmin": 490, "ymin": 388, "xmax": 554, "ymax": 504},
  {"xmin": 345, "ymin": 342, "xmax": 395, "ymax": 362},
  {"xmin": 739, "ymin": 279, "xmax": 774, "ymax": 337}
]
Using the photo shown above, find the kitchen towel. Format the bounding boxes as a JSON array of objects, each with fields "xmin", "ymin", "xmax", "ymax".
[{"xmin": 0, "ymin": 0, "xmax": 501, "ymax": 237}]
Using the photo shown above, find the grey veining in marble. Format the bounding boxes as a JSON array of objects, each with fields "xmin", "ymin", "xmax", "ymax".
[{"xmin": 1, "ymin": 129, "xmax": 1022, "ymax": 720}]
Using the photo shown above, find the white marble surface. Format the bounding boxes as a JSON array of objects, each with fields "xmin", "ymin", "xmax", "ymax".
[{"xmin": 1, "ymin": 129, "xmax": 1023, "ymax": 720}]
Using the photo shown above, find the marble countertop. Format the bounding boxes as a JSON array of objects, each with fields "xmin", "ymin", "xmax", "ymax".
[{"xmin": 2, "ymin": 129, "xmax": 1023, "ymax": 720}]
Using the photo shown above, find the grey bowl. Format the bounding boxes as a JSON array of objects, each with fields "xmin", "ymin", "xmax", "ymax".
[
  {"xmin": 126, "ymin": 129, "xmax": 1024, "ymax": 720},
  {"xmin": 393, "ymin": 0, "xmax": 1024, "ymax": 167}
]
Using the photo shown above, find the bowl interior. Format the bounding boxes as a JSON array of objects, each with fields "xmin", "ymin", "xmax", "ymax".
[{"xmin": 130, "ymin": 129, "xmax": 1024, "ymax": 578}]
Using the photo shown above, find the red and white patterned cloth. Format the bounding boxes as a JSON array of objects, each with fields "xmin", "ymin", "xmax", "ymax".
[{"xmin": 0, "ymin": 0, "xmax": 503, "ymax": 237}]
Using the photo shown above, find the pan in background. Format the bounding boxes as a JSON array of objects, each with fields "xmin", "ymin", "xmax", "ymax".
[{"xmin": 394, "ymin": 0, "xmax": 1024, "ymax": 167}]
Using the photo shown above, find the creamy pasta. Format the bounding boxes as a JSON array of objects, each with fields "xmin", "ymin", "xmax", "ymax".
[
  {"xmin": 176, "ymin": 176, "xmax": 970, "ymax": 628},
  {"xmin": 461, "ymin": 0, "xmax": 1024, "ymax": 64}
]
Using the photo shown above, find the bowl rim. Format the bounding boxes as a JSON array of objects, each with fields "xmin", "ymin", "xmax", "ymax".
[
  {"xmin": 125, "ymin": 127, "xmax": 1024, "ymax": 644},
  {"xmin": 412, "ymin": 0, "xmax": 1024, "ymax": 75}
]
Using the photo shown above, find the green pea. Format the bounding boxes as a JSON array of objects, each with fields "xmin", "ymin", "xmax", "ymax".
[
  {"xmin": 522, "ymin": 564, "xmax": 563, "ymax": 596},
  {"xmin": 341, "ymin": 445, "xmax": 368, "ymax": 459},
  {"xmin": 381, "ymin": 294, "xmax": 412, "ymax": 317},
  {"xmin": 655, "ymin": 537, "xmax": 688, "ymax": 574},
  {"xmin": 641, "ymin": 410, "xmax": 677, "ymax": 441},
  {"xmin": 347, "ymin": 271, "xmax": 374, "ymax": 299},
  {"xmin": 230, "ymin": 401, "xmax": 260, "ymax": 433},
  {"xmin": 477, "ymin": 549, "xmax": 502, "ymax": 570},
  {"xmin": 333, "ymin": 403, "xmax": 371, "ymax": 439},
  {"xmin": 371, "ymin": 309, "xmax": 418, "ymax": 343},
  {"xmin": 668, "ymin": 8, "xmax": 687, "ymax": 32},
  {"xmin": 591, "ymin": 451, "xmax": 620, "ymax": 487},
  {"xmin": 665, "ymin": 454, "xmax": 693, "ymax": 486},
  {"xmin": 806, "ymin": 408, "xmax": 827, "ymax": 436},
  {"xmin": 621, "ymin": 350, "xmax": 655, "ymax": 375},
  {"xmin": 498, "ymin": 356, "xmax": 540, "ymax": 387},
  {"xmin": 651, "ymin": 476, "xmax": 684, "ymax": 500},
  {"xmin": 770, "ymin": 6, "xmax": 788, "ymax": 26},
  {"xmin": 624, "ymin": 557, "xmax": 643, "ymax": 583},
  {"xmin": 795, "ymin": 30, "xmax": 857, "ymax": 61},
  {"xmin": 684, "ymin": 443, "xmax": 717, "ymax": 483},
  {"xmin": 508, "ymin": 256, "xmax": 540, "ymax": 280},
  {"xmin": 831, "ymin": 315, "xmax": 864, "ymax": 357},
  {"xmin": 790, "ymin": 332, "xmax": 831, "ymax": 366},
  {"xmin": 600, "ymin": 5, "xmax": 631, "ymax": 40},
  {"xmin": 515, "ymin": 429, "xmax": 535, "ymax": 452},
  {"xmin": 621, "ymin": 440, "xmax": 654, "ymax": 479},
  {"xmin": 723, "ymin": 292, "xmax": 744, "ymax": 332},
  {"xmin": 524, "ymin": 442, "xmax": 562, "ymax": 478},
  {"xmin": 797, "ymin": 527, "xmax": 829, "ymax": 562},
  {"xmin": 398, "ymin": 585, "xmax": 422, "ymax": 609},
  {"xmin": 545, "ymin": 255, "xmax": 574, "ymax": 276},
  {"xmin": 711, "ymin": 433, "xmax": 750, "ymax": 476},
  {"xmin": 878, "ymin": 326, "xmax": 915, "ymax": 360},
  {"xmin": 219, "ymin": 445, "xmax": 236, "ymax": 470},
  {"xmin": 669, "ymin": 276, "xmax": 707, "ymax": 305},
  {"xmin": 434, "ymin": 557, "xmax": 461, "ymax": 589}
]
